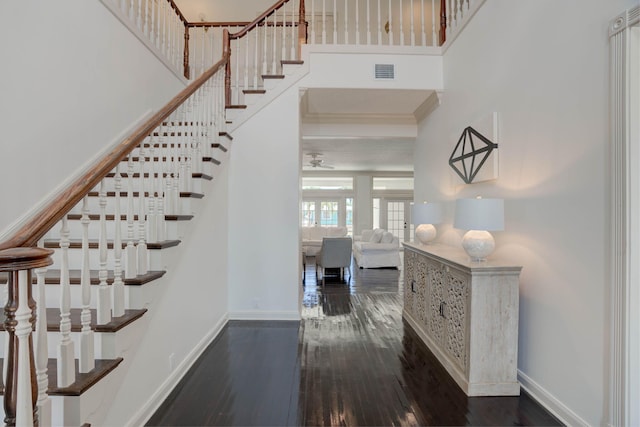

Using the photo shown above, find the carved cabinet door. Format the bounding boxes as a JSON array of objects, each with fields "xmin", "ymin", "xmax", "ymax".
[
  {"xmin": 443, "ymin": 267, "xmax": 470, "ymax": 374},
  {"xmin": 403, "ymin": 250, "xmax": 416, "ymax": 317},
  {"xmin": 426, "ymin": 260, "xmax": 446, "ymax": 345}
]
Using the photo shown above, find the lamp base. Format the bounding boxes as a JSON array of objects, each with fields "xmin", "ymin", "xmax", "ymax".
[
  {"xmin": 415, "ymin": 224, "xmax": 437, "ymax": 245},
  {"xmin": 461, "ymin": 230, "xmax": 495, "ymax": 262}
]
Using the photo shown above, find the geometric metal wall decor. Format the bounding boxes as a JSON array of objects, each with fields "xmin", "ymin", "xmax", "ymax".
[{"xmin": 448, "ymin": 126, "xmax": 499, "ymax": 184}]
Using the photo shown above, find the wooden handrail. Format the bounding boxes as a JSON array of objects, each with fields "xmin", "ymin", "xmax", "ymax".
[
  {"xmin": 230, "ymin": 0, "xmax": 290, "ymax": 40},
  {"xmin": 0, "ymin": 52, "xmax": 229, "ymax": 252}
]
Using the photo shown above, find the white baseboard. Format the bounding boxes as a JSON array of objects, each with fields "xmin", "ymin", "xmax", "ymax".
[
  {"xmin": 126, "ymin": 314, "xmax": 229, "ymax": 427},
  {"xmin": 229, "ymin": 310, "xmax": 301, "ymax": 321},
  {"xmin": 518, "ymin": 369, "xmax": 589, "ymax": 427}
]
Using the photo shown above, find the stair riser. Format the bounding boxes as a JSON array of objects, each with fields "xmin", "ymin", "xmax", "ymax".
[
  {"xmin": 41, "ymin": 282, "xmax": 151, "ymax": 312},
  {"xmin": 68, "ymin": 195, "xmax": 198, "ymax": 217},
  {"xmin": 282, "ymin": 62, "xmax": 303, "ymax": 75},
  {"xmin": 45, "ymin": 218, "xmax": 186, "ymax": 242},
  {"xmin": 263, "ymin": 78, "xmax": 281, "ymax": 90},
  {"xmin": 48, "ymin": 245, "xmax": 177, "ymax": 272},
  {"xmin": 243, "ymin": 93, "xmax": 264, "ymax": 105},
  {"xmin": 94, "ymin": 175, "xmax": 207, "ymax": 195},
  {"xmin": 225, "ymin": 108, "xmax": 244, "ymax": 122},
  {"xmin": 118, "ymin": 158, "xmax": 217, "ymax": 176}
]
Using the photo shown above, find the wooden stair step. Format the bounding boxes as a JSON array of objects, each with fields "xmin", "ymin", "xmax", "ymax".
[
  {"xmin": 242, "ymin": 89, "xmax": 266, "ymax": 95},
  {"xmin": 0, "ymin": 269, "xmax": 166, "ymax": 286},
  {"xmin": 281, "ymin": 59, "xmax": 304, "ymax": 65},
  {"xmin": 0, "ymin": 308, "xmax": 147, "ymax": 333},
  {"xmin": 202, "ymin": 156, "xmax": 221, "ymax": 165},
  {"xmin": 146, "ymin": 136, "xmax": 228, "ymax": 142},
  {"xmin": 123, "ymin": 156, "xmax": 220, "ymax": 164},
  {"xmin": 218, "ymin": 132, "xmax": 233, "ymax": 142},
  {"xmin": 262, "ymin": 74, "xmax": 285, "ymax": 79},
  {"xmin": 86, "ymin": 191, "xmax": 204, "ymax": 199},
  {"xmin": 212, "ymin": 143, "xmax": 228, "ymax": 153},
  {"xmin": 43, "ymin": 239, "xmax": 181, "ymax": 250},
  {"xmin": 0, "ymin": 358, "xmax": 124, "ymax": 397},
  {"xmin": 226, "ymin": 104, "xmax": 247, "ymax": 110},
  {"xmin": 66, "ymin": 213, "xmax": 194, "ymax": 221},
  {"xmin": 105, "ymin": 172, "xmax": 213, "ymax": 181}
]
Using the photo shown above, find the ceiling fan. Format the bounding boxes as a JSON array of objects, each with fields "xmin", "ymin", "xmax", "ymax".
[{"xmin": 307, "ymin": 153, "xmax": 334, "ymax": 169}]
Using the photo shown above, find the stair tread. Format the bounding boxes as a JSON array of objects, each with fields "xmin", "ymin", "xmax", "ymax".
[
  {"xmin": 218, "ymin": 132, "xmax": 233, "ymax": 141},
  {"xmin": 66, "ymin": 213, "xmax": 195, "ymax": 221},
  {"xmin": 42, "ymin": 239, "xmax": 181, "ymax": 250},
  {"xmin": 0, "ymin": 269, "xmax": 166, "ymax": 286},
  {"xmin": 281, "ymin": 59, "xmax": 304, "ymax": 65},
  {"xmin": 212, "ymin": 143, "xmax": 228, "ymax": 152},
  {"xmin": 0, "ymin": 308, "xmax": 147, "ymax": 333},
  {"xmin": 262, "ymin": 74, "xmax": 285, "ymax": 79},
  {"xmin": 0, "ymin": 358, "xmax": 123, "ymax": 397},
  {"xmin": 86, "ymin": 190, "xmax": 204, "ymax": 198},
  {"xmin": 242, "ymin": 89, "xmax": 266, "ymax": 94},
  {"xmin": 123, "ymin": 156, "xmax": 221, "ymax": 164},
  {"xmin": 226, "ymin": 104, "xmax": 247, "ymax": 109}
]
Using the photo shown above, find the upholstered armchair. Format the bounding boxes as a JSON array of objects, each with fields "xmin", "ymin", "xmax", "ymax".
[{"xmin": 316, "ymin": 237, "xmax": 353, "ymax": 284}]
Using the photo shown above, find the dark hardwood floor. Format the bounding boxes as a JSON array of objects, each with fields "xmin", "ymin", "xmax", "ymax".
[{"xmin": 146, "ymin": 256, "xmax": 562, "ymax": 426}]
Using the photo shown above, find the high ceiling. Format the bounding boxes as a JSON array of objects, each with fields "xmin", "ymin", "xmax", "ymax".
[{"xmin": 300, "ymin": 88, "xmax": 436, "ymax": 172}]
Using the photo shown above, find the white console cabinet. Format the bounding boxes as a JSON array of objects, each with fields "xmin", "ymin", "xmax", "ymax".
[{"xmin": 402, "ymin": 242, "xmax": 522, "ymax": 396}]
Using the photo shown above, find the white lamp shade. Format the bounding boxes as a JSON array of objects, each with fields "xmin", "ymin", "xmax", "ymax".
[
  {"xmin": 412, "ymin": 202, "xmax": 443, "ymax": 225},
  {"xmin": 454, "ymin": 198, "xmax": 504, "ymax": 231}
]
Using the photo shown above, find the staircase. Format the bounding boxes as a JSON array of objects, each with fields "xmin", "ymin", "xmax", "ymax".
[{"xmin": 0, "ymin": 0, "xmax": 480, "ymax": 424}]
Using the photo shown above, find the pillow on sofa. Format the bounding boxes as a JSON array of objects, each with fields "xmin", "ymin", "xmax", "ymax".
[
  {"xmin": 370, "ymin": 228, "xmax": 384, "ymax": 243},
  {"xmin": 361, "ymin": 229, "xmax": 374, "ymax": 241},
  {"xmin": 381, "ymin": 231, "xmax": 394, "ymax": 244}
]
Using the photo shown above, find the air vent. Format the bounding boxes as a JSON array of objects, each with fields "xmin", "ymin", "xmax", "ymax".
[{"xmin": 374, "ymin": 64, "xmax": 395, "ymax": 79}]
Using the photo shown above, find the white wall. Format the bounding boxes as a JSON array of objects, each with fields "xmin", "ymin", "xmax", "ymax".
[
  {"xmin": 414, "ymin": 1, "xmax": 636, "ymax": 425},
  {"xmin": 228, "ymin": 86, "xmax": 301, "ymax": 320},
  {"xmin": 175, "ymin": 0, "xmax": 274, "ymax": 21},
  {"xmin": 0, "ymin": 1, "xmax": 185, "ymax": 238}
]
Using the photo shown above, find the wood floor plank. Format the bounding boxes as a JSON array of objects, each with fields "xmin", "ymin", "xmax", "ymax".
[{"xmin": 147, "ymin": 256, "xmax": 562, "ymax": 427}]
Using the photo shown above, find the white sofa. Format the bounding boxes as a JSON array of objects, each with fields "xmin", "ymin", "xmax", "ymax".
[
  {"xmin": 353, "ymin": 228, "xmax": 401, "ymax": 268},
  {"xmin": 301, "ymin": 226, "xmax": 348, "ymax": 256}
]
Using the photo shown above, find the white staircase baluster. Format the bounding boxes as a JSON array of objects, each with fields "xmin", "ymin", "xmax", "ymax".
[
  {"xmin": 147, "ymin": 140, "xmax": 158, "ymax": 244},
  {"xmin": 235, "ymin": 38, "xmax": 240, "ymax": 103},
  {"xmin": 399, "ymin": 0, "xmax": 404, "ymax": 45},
  {"xmin": 377, "ymin": 0, "xmax": 382, "ymax": 44},
  {"xmin": 290, "ymin": 0, "xmax": 296, "ymax": 59},
  {"xmin": 355, "ymin": 0, "xmax": 359, "ymax": 45},
  {"xmin": 322, "ymin": 0, "xmax": 326, "ymax": 44},
  {"xmin": 113, "ymin": 167, "xmax": 126, "ymax": 317},
  {"xmin": 125, "ymin": 157, "xmax": 137, "ymax": 278},
  {"xmin": 15, "ymin": 270, "xmax": 35, "ymax": 426},
  {"xmin": 79, "ymin": 196, "xmax": 95, "ymax": 372},
  {"xmin": 254, "ymin": 28, "xmax": 259, "ymax": 88},
  {"xmin": 156, "ymin": 122, "xmax": 167, "ymax": 241},
  {"xmin": 366, "ymin": 0, "xmax": 371, "ymax": 45},
  {"xmin": 137, "ymin": 144, "xmax": 148, "ymax": 275},
  {"xmin": 311, "ymin": 0, "xmax": 316, "ymax": 43},
  {"xmin": 161, "ymin": 1, "xmax": 167, "ymax": 55},
  {"xmin": 34, "ymin": 266, "xmax": 51, "ymax": 427},
  {"xmin": 431, "ymin": 0, "xmax": 437, "ymax": 46},
  {"xmin": 282, "ymin": 5, "xmax": 287, "ymax": 60},
  {"xmin": 262, "ymin": 21, "xmax": 268, "ymax": 75},
  {"xmin": 245, "ymin": 36, "xmax": 250, "ymax": 91},
  {"xmin": 57, "ymin": 217, "xmax": 75, "ymax": 387},
  {"xmin": 97, "ymin": 180, "xmax": 112, "ymax": 324},
  {"xmin": 420, "ymin": 0, "xmax": 426, "ymax": 45},
  {"xmin": 143, "ymin": 0, "xmax": 149, "ymax": 36},
  {"xmin": 333, "ymin": 0, "xmax": 338, "ymax": 43},
  {"xmin": 129, "ymin": 0, "xmax": 135, "ymax": 21},
  {"xmin": 447, "ymin": 0, "xmax": 453, "ymax": 36},
  {"xmin": 410, "ymin": 0, "xmax": 415, "ymax": 45},
  {"xmin": 137, "ymin": 0, "xmax": 142, "ymax": 31},
  {"xmin": 201, "ymin": 28, "xmax": 206, "ymax": 77},
  {"xmin": 388, "ymin": 0, "xmax": 393, "ymax": 45},
  {"xmin": 455, "ymin": 0, "xmax": 461, "ymax": 24},
  {"xmin": 121, "ymin": 0, "xmax": 126, "ymax": 14},
  {"xmin": 272, "ymin": 14, "xmax": 278, "ymax": 74},
  {"xmin": 152, "ymin": 0, "xmax": 158, "ymax": 48},
  {"xmin": 344, "ymin": 0, "xmax": 349, "ymax": 44}
]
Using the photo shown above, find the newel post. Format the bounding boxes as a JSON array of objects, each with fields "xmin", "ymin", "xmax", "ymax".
[
  {"xmin": 183, "ymin": 24, "xmax": 190, "ymax": 79},
  {"xmin": 439, "ymin": 0, "xmax": 447, "ymax": 45},
  {"xmin": 298, "ymin": 0, "xmax": 307, "ymax": 58},
  {"xmin": 223, "ymin": 29, "xmax": 232, "ymax": 107},
  {"xmin": 0, "ymin": 247, "xmax": 53, "ymax": 427}
]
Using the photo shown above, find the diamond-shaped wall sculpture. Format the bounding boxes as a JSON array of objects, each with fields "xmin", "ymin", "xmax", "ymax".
[{"xmin": 448, "ymin": 126, "xmax": 498, "ymax": 184}]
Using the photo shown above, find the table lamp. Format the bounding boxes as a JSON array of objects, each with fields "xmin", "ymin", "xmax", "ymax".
[
  {"xmin": 454, "ymin": 197, "xmax": 504, "ymax": 261},
  {"xmin": 412, "ymin": 201, "xmax": 443, "ymax": 245}
]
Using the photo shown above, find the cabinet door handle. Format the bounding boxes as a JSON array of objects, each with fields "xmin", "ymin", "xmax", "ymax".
[
  {"xmin": 439, "ymin": 301, "xmax": 447, "ymax": 318},
  {"xmin": 411, "ymin": 280, "xmax": 416, "ymax": 293}
]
